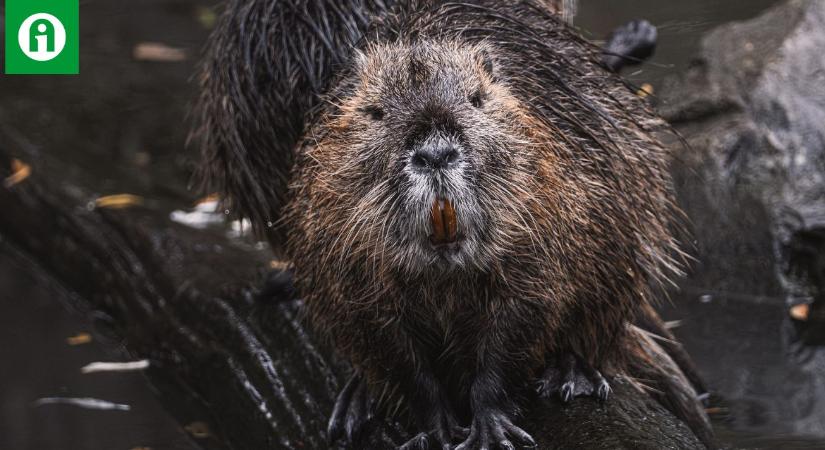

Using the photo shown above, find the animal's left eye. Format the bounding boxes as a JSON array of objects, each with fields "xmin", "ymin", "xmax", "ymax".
[
  {"xmin": 363, "ymin": 105, "xmax": 385, "ymax": 121},
  {"xmin": 470, "ymin": 90, "xmax": 484, "ymax": 108}
]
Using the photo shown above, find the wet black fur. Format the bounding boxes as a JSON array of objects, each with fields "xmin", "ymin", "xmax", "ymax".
[{"xmin": 194, "ymin": 0, "xmax": 397, "ymax": 246}]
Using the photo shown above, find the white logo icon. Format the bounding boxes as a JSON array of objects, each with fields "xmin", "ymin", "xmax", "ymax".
[{"xmin": 18, "ymin": 13, "xmax": 67, "ymax": 62}]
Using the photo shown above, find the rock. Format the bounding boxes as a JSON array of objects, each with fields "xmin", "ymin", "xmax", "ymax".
[{"xmin": 659, "ymin": 0, "xmax": 825, "ymax": 438}]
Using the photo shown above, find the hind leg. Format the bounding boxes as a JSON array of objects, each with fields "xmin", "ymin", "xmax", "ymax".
[{"xmin": 535, "ymin": 353, "xmax": 611, "ymax": 402}]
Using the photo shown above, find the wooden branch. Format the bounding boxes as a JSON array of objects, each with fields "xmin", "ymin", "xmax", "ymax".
[{"xmin": 0, "ymin": 148, "xmax": 705, "ymax": 449}]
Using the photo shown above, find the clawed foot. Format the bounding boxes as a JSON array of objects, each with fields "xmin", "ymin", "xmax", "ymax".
[
  {"xmin": 328, "ymin": 372, "xmax": 373, "ymax": 445},
  {"xmin": 535, "ymin": 353, "xmax": 611, "ymax": 402},
  {"xmin": 397, "ymin": 432, "xmax": 430, "ymax": 450},
  {"xmin": 397, "ymin": 404, "xmax": 468, "ymax": 450},
  {"xmin": 455, "ymin": 409, "xmax": 535, "ymax": 450}
]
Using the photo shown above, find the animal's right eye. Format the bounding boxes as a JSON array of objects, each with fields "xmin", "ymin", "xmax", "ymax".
[
  {"xmin": 363, "ymin": 105, "xmax": 385, "ymax": 121},
  {"xmin": 470, "ymin": 90, "xmax": 484, "ymax": 108}
]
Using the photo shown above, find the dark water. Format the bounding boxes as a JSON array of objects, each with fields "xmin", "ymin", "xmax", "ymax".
[
  {"xmin": 0, "ymin": 246, "xmax": 199, "ymax": 450},
  {"xmin": 2, "ymin": 0, "xmax": 823, "ymax": 449},
  {"xmin": 575, "ymin": 1, "xmax": 825, "ymax": 448},
  {"xmin": 0, "ymin": 0, "xmax": 211, "ymax": 448},
  {"xmin": 576, "ymin": 1, "xmax": 825, "ymax": 448},
  {"xmin": 575, "ymin": 0, "xmax": 782, "ymax": 88}
]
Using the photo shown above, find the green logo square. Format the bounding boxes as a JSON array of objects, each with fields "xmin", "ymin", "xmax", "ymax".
[{"xmin": 4, "ymin": 0, "xmax": 79, "ymax": 75}]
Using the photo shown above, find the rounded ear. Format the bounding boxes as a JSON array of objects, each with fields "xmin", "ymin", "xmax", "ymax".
[
  {"xmin": 477, "ymin": 49, "xmax": 495, "ymax": 79},
  {"xmin": 408, "ymin": 50, "xmax": 429, "ymax": 87},
  {"xmin": 352, "ymin": 48, "xmax": 368, "ymax": 71}
]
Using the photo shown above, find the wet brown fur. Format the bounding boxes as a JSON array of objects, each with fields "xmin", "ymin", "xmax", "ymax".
[
  {"xmin": 193, "ymin": 0, "xmax": 567, "ymax": 250},
  {"xmin": 284, "ymin": 0, "xmax": 685, "ymax": 423},
  {"xmin": 197, "ymin": 0, "xmax": 710, "ymax": 445}
]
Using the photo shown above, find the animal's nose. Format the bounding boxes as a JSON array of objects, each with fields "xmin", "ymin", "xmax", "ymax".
[{"xmin": 411, "ymin": 142, "xmax": 460, "ymax": 170}]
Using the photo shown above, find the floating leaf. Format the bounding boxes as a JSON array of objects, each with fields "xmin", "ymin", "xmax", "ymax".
[
  {"xmin": 196, "ymin": 193, "xmax": 221, "ymax": 206},
  {"xmin": 4, "ymin": 159, "xmax": 31, "ymax": 188},
  {"xmin": 195, "ymin": 6, "xmax": 218, "ymax": 30},
  {"xmin": 67, "ymin": 333, "xmax": 93, "ymax": 346},
  {"xmin": 636, "ymin": 83, "xmax": 654, "ymax": 98},
  {"xmin": 81, "ymin": 359, "xmax": 150, "ymax": 374},
  {"xmin": 170, "ymin": 195, "xmax": 225, "ymax": 229},
  {"xmin": 185, "ymin": 421, "xmax": 212, "ymax": 439},
  {"xmin": 95, "ymin": 194, "xmax": 144, "ymax": 209},
  {"xmin": 790, "ymin": 303, "xmax": 810, "ymax": 321},
  {"xmin": 133, "ymin": 42, "xmax": 187, "ymax": 62},
  {"xmin": 34, "ymin": 397, "xmax": 130, "ymax": 411},
  {"xmin": 270, "ymin": 260, "xmax": 290, "ymax": 271},
  {"xmin": 663, "ymin": 320, "xmax": 682, "ymax": 330}
]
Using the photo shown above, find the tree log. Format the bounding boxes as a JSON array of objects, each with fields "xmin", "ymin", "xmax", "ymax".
[{"xmin": 0, "ymin": 148, "xmax": 705, "ymax": 449}]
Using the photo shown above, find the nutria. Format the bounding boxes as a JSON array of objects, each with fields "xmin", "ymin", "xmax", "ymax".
[
  {"xmin": 194, "ymin": 0, "xmax": 566, "ymax": 251},
  {"xmin": 196, "ymin": 0, "xmax": 711, "ymax": 448}
]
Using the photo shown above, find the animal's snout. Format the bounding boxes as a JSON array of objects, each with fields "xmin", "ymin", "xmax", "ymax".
[{"xmin": 410, "ymin": 136, "xmax": 460, "ymax": 171}]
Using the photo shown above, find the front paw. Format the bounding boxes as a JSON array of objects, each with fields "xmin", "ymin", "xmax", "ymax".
[
  {"xmin": 429, "ymin": 406, "xmax": 469, "ymax": 450},
  {"xmin": 535, "ymin": 353, "xmax": 611, "ymax": 402},
  {"xmin": 397, "ymin": 404, "xmax": 468, "ymax": 450},
  {"xmin": 327, "ymin": 372, "xmax": 373, "ymax": 446},
  {"xmin": 455, "ymin": 409, "xmax": 535, "ymax": 450}
]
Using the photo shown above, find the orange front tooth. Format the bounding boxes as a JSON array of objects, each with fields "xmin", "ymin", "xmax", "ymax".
[
  {"xmin": 431, "ymin": 198, "xmax": 458, "ymax": 244},
  {"xmin": 431, "ymin": 199, "xmax": 446, "ymax": 242},
  {"xmin": 442, "ymin": 198, "xmax": 457, "ymax": 241}
]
